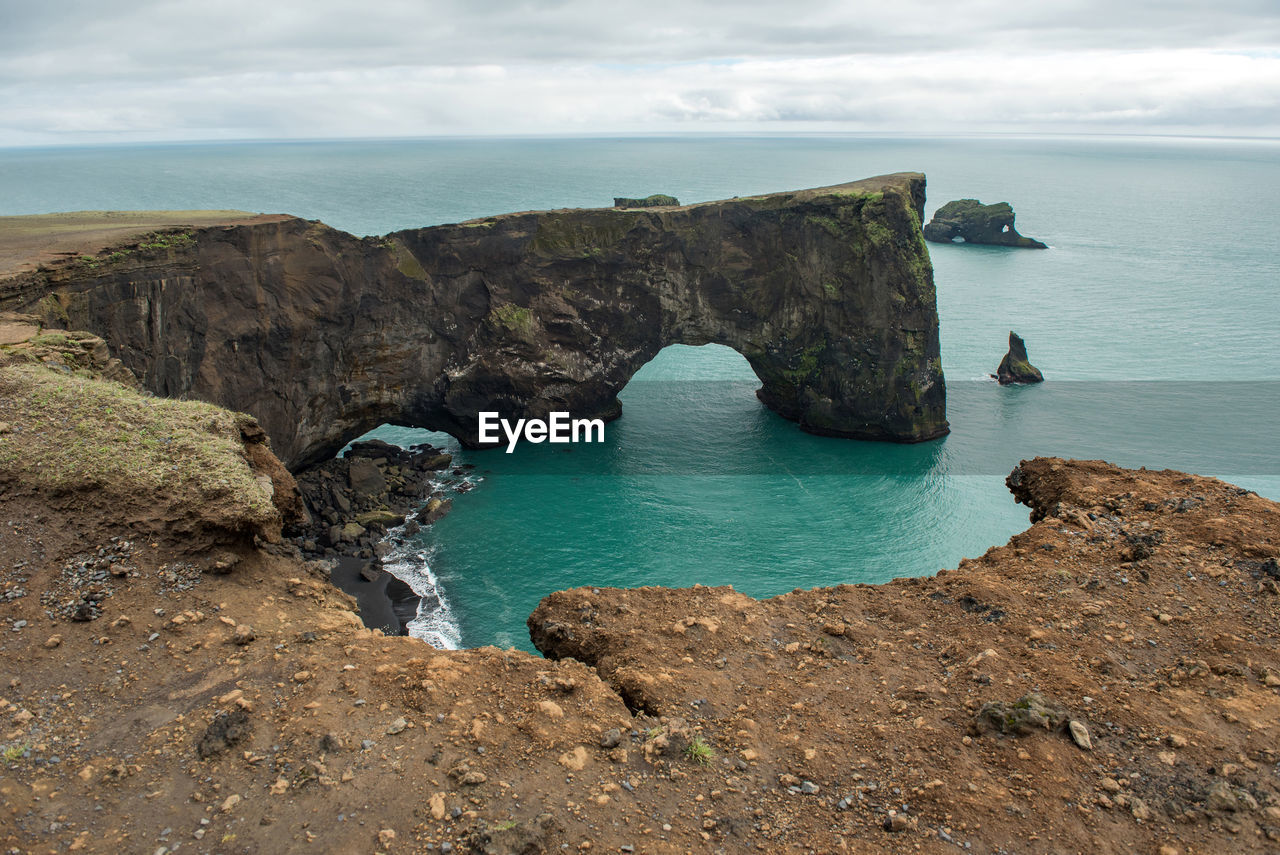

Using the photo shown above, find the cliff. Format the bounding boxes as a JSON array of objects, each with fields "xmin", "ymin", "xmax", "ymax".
[{"xmin": 0, "ymin": 173, "xmax": 947, "ymax": 469}]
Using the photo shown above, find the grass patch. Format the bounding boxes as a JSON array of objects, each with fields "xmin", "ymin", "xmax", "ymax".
[
  {"xmin": 135, "ymin": 230, "xmax": 195, "ymax": 251},
  {"xmin": 0, "ymin": 364, "xmax": 273, "ymax": 519},
  {"xmin": 2, "ymin": 741, "xmax": 31, "ymax": 767},
  {"xmin": 685, "ymin": 735, "xmax": 714, "ymax": 766}
]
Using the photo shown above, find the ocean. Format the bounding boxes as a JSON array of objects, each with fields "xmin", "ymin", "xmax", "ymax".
[{"xmin": 2, "ymin": 134, "xmax": 1277, "ymax": 650}]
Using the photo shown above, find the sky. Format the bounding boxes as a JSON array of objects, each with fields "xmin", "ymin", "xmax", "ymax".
[{"xmin": 1, "ymin": 0, "xmax": 1278, "ymax": 145}]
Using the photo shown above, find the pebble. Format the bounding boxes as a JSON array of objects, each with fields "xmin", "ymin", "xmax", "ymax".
[
  {"xmin": 386, "ymin": 717, "xmax": 407, "ymax": 735},
  {"xmin": 1068, "ymin": 720, "xmax": 1092, "ymax": 750}
]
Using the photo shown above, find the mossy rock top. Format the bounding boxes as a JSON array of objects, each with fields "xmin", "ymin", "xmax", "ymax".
[{"xmin": 613, "ymin": 194, "xmax": 679, "ymax": 208}]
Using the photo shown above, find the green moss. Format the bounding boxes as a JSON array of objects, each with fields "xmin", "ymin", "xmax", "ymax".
[
  {"xmin": 822, "ymin": 281, "xmax": 839, "ymax": 297},
  {"xmin": 490, "ymin": 303, "xmax": 534, "ymax": 334},
  {"xmin": 530, "ymin": 213, "xmax": 637, "ymax": 257},
  {"xmin": 391, "ymin": 243, "xmax": 428, "ymax": 280},
  {"xmin": 806, "ymin": 215, "xmax": 843, "ymax": 238},
  {"xmin": 780, "ymin": 342, "xmax": 825, "ymax": 382},
  {"xmin": 863, "ymin": 222, "xmax": 894, "ymax": 247},
  {"xmin": 0, "ymin": 364, "xmax": 274, "ymax": 517},
  {"xmin": 36, "ymin": 293, "xmax": 68, "ymax": 326}
]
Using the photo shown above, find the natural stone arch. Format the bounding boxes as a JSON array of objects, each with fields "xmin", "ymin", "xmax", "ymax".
[
  {"xmin": 11, "ymin": 173, "xmax": 947, "ymax": 470},
  {"xmin": 397, "ymin": 173, "xmax": 947, "ymax": 454}
]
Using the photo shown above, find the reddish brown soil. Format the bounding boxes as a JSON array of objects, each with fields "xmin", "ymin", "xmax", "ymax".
[{"xmin": 1, "ymin": 456, "xmax": 1278, "ymax": 855}]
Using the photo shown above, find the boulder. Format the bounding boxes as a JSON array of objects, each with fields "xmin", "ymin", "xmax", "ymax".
[
  {"xmin": 995, "ymin": 332, "xmax": 1044, "ymax": 385},
  {"xmin": 972, "ymin": 692, "xmax": 1068, "ymax": 735},
  {"xmin": 418, "ymin": 497, "xmax": 452, "ymax": 525},
  {"xmin": 347, "ymin": 458, "xmax": 385, "ymax": 498},
  {"xmin": 355, "ymin": 509, "xmax": 406, "ymax": 528},
  {"xmin": 923, "ymin": 199, "xmax": 1046, "ymax": 248}
]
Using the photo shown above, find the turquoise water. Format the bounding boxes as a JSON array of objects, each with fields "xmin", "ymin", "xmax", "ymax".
[{"xmin": 3, "ymin": 135, "xmax": 1278, "ymax": 650}]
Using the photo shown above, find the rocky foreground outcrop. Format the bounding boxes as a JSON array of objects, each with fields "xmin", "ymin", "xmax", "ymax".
[
  {"xmin": 3, "ymin": 438, "xmax": 1279, "ymax": 852},
  {"xmin": 924, "ymin": 199, "xmax": 1047, "ymax": 248},
  {"xmin": 1, "ymin": 173, "xmax": 947, "ymax": 468}
]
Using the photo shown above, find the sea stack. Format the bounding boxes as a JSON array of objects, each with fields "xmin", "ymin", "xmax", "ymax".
[
  {"xmin": 995, "ymin": 331, "xmax": 1044, "ymax": 384},
  {"xmin": 923, "ymin": 199, "xmax": 1047, "ymax": 248},
  {"xmin": 613, "ymin": 194, "xmax": 679, "ymax": 207}
]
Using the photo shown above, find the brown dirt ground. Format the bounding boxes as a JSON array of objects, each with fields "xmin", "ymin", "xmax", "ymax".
[
  {"xmin": 0, "ymin": 211, "xmax": 291, "ymax": 278},
  {"xmin": 1, "ymin": 453, "xmax": 1279, "ymax": 854}
]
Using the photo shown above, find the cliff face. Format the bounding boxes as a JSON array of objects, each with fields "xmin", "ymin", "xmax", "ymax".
[{"xmin": 3, "ymin": 173, "xmax": 946, "ymax": 469}]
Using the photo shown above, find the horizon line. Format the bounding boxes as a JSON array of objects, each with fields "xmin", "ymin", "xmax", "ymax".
[{"xmin": 2, "ymin": 129, "xmax": 1280, "ymax": 151}]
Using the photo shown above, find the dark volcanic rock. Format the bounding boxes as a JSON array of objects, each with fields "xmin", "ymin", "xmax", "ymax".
[
  {"xmin": 923, "ymin": 199, "xmax": 1047, "ymax": 248},
  {"xmin": 8, "ymin": 173, "xmax": 947, "ymax": 468},
  {"xmin": 287, "ymin": 440, "xmax": 464, "ymax": 634},
  {"xmin": 613, "ymin": 194, "xmax": 679, "ymax": 208},
  {"xmin": 197, "ymin": 709, "xmax": 251, "ymax": 758},
  {"xmin": 995, "ymin": 331, "xmax": 1044, "ymax": 385},
  {"xmin": 347, "ymin": 458, "xmax": 386, "ymax": 498}
]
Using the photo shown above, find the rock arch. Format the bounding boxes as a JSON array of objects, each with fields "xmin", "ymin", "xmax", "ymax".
[{"xmin": 11, "ymin": 173, "xmax": 947, "ymax": 469}]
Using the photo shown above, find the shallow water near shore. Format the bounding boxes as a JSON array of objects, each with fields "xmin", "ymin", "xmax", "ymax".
[{"xmin": 3, "ymin": 134, "xmax": 1278, "ymax": 650}]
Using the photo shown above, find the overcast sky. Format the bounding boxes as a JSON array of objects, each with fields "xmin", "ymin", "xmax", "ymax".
[{"xmin": 2, "ymin": 0, "xmax": 1278, "ymax": 144}]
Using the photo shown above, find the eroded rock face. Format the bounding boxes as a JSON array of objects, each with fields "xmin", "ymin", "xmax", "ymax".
[
  {"xmin": 6, "ymin": 173, "xmax": 947, "ymax": 469},
  {"xmin": 995, "ymin": 331, "xmax": 1044, "ymax": 384},
  {"xmin": 923, "ymin": 199, "xmax": 1047, "ymax": 248}
]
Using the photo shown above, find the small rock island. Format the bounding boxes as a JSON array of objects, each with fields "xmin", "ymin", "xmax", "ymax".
[
  {"xmin": 613, "ymin": 193, "xmax": 679, "ymax": 207},
  {"xmin": 995, "ymin": 331, "xmax": 1045, "ymax": 384},
  {"xmin": 923, "ymin": 198, "xmax": 1047, "ymax": 248}
]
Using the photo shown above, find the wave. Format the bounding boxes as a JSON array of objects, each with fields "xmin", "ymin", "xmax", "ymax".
[{"xmin": 383, "ymin": 540, "xmax": 463, "ymax": 649}]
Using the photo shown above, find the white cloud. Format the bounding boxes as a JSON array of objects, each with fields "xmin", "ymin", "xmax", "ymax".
[{"xmin": 1, "ymin": 1, "xmax": 1278, "ymax": 143}]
